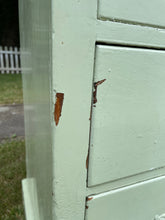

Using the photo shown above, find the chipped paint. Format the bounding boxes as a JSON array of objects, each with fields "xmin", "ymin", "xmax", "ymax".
[
  {"xmin": 54, "ymin": 93, "xmax": 64, "ymax": 126},
  {"xmin": 89, "ymin": 79, "xmax": 106, "ymax": 120},
  {"xmin": 86, "ymin": 153, "xmax": 89, "ymax": 169},
  {"xmin": 87, "ymin": 197, "xmax": 93, "ymax": 201},
  {"xmin": 86, "ymin": 205, "xmax": 89, "ymax": 209},
  {"xmin": 93, "ymin": 79, "xmax": 106, "ymax": 104}
]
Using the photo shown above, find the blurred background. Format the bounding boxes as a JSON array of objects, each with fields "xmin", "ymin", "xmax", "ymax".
[
  {"xmin": 0, "ymin": 0, "xmax": 26, "ymax": 219},
  {"xmin": 0, "ymin": 0, "xmax": 19, "ymax": 46}
]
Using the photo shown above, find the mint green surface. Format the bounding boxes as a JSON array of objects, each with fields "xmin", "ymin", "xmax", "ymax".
[
  {"xmin": 86, "ymin": 176, "xmax": 165, "ymax": 220},
  {"xmin": 88, "ymin": 45, "xmax": 165, "ymax": 187},
  {"xmin": 19, "ymin": 0, "xmax": 52, "ymax": 219},
  {"xmin": 22, "ymin": 178, "xmax": 40, "ymax": 220},
  {"xmin": 19, "ymin": 0, "xmax": 165, "ymax": 219},
  {"xmin": 98, "ymin": 0, "xmax": 165, "ymax": 28}
]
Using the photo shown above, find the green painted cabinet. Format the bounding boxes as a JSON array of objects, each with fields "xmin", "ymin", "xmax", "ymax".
[
  {"xmin": 19, "ymin": 0, "xmax": 165, "ymax": 219},
  {"xmin": 98, "ymin": 0, "xmax": 165, "ymax": 28},
  {"xmin": 86, "ymin": 176, "xmax": 165, "ymax": 220},
  {"xmin": 88, "ymin": 45, "xmax": 165, "ymax": 187}
]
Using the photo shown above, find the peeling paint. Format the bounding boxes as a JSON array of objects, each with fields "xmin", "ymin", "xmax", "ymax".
[
  {"xmin": 89, "ymin": 79, "xmax": 106, "ymax": 120},
  {"xmin": 93, "ymin": 79, "xmax": 106, "ymax": 104},
  {"xmin": 87, "ymin": 197, "xmax": 93, "ymax": 201},
  {"xmin": 54, "ymin": 93, "xmax": 64, "ymax": 126}
]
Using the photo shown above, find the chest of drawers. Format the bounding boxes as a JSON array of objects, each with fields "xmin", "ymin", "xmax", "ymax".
[{"xmin": 19, "ymin": 0, "xmax": 165, "ymax": 219}]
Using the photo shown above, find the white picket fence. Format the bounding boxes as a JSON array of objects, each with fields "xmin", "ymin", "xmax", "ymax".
[{"xmin": 0, "ymin": 46, "xmax": 21, "ymax": 74}]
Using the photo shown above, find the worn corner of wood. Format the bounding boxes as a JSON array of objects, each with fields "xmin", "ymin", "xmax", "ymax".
[{"xmin": 54, "ymin": 92, "xmax": 64, "ymax": 126}]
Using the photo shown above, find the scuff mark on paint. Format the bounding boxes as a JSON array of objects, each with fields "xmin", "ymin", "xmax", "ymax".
[
  {"xmin": 93, "ymin": 79, "xmax": 106, "ymax": 104},
  {"xmin": 54, "ymin": 93, "xmax": 64, "ymax": 126}
]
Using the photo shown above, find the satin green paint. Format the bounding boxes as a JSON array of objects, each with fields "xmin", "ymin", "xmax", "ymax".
[
  {"xmin": 19, "ymin": 0, "xmax": 52, "ymax": 219},
  {"xmin": 22, "ymin": 178, "xmax": 40, "ymax": 220},
  {"xmin": 86, "ymin": 176, "xmax": 165, "ymax": 220},
  {"xmin": 98, "ymin": 0, "xmax": 165, "ymax": 28},
  {"xmin": 88, "ymin": 45, "xmax": 165, "ymax": 187},
  {"xmin": 19, "ymin": 0, "xmax": 165, "ymax": 219}
]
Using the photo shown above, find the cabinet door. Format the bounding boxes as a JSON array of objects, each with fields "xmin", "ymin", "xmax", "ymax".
[
  {"xmin": 98, "ymin": 0, "xmax": 165, "ymax": 28},
  {"xmin": 88, "ymin": 45, "xmax": 165, "ymax": 187},
  {"xmin": 86, "ymin": 176, "xmax": 165, "ymax": 220}
]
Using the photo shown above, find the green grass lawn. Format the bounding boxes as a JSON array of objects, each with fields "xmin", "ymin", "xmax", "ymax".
[
  {"xmin": 0, "ymin": 139, "xmax": 26, "ymax": 220},
  {"xmin": 0, "ymin": 73, "xmax": 25, "ymax": 219},
  {"xmin": 0, "ymin": 74, "xmax": 23, "ymax": 105}
]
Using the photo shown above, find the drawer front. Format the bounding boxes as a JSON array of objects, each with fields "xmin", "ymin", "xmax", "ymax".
[
  {"xmin": 86, "ymin": 176, "xmax": 165, "ymax": 220},
  {"xmin": 98, "ymin": 0, "xmax": 165, "ymax": 28},
  {"xmin": 88, "ymin": 45, "xmax": 165, "ymax": 187}
]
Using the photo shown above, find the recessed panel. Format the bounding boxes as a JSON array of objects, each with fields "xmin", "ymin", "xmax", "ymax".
[
  {"xmin": 98, "ymin": 0, "xmax": 165, "ymax": 28},
  {"xmin": 88, "ymin": 45, "xmax": 165, "ymax": 186},
  {"xmin": 86, "ymin": 176, "xmax": 165, "ymax": 220}
]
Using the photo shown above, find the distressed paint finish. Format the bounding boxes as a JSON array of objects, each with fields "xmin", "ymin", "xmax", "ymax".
[
  {"xmin": 19, "ymin": 0, "xmax": 165, "ymax": 219},
  {"xmin": 51, "ymin": 1, "xmax": 97, "ymax": 219},
  {"xmin": 93, "ymin": 79, "xmax": 106, "ymax": 104},
  {"xmin": 54, "ymin": 93, "xmax": 64, "ymax": 126},
  {"xmin": 86, "ymin": 176, "xmax": 165, "ymax": 220},
  {"xmin": 98, "ymin": 0, "xmax": 165, "ymax": 28},
  {"xmin": 88, "ymin": 45, "xmax": 165, "ymax": 187}
]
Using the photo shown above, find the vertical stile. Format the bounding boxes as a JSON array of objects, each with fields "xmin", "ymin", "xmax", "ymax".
[
  {"xmin": 14, "ymin": 47, "xmax": 19, "ymax": 74},
  {"xmin": 0, "ymin": 46, "xmax": 4, "ymax": 74},
  {"xmin": 9, "ymin": 46, "xmax": 14, "ymax": 74},
  {"xmin": 4, "ymin": 46, "xmax": 9, "ymax": 74}
]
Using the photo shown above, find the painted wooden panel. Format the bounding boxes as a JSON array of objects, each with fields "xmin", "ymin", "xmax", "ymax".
[
  {"xmin": 98, "ymin": 0, "xmax": 165, "ymax": 28},
  {"xmin": 19, "ymin": 0, "xmax": 165, "ymax": 218},
  {"xmin": 20, "ymin": 0, "xmax": 97, "ymax": 219},
  {"xmin": 19, "ymin": 0, "xmax": 53, "ymax": 219},
  {"xmin": 86, "ymin": 176, "xmax": 165, "ymax": 220},
  {"xmin": 88, "ymin": 45, "xmax": 165, "ymax": 187}
]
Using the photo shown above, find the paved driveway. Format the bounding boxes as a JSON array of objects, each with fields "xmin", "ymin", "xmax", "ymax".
[{"xmin": 0, "ymin": 104, "xmax": 24, "ymax": 140}]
